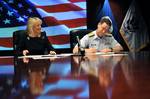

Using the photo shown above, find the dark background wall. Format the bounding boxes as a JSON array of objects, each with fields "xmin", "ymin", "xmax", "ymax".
[
  {"xmin": 87, "ymin": 0, "xmax": 149, "ymax": 30},
  {"xmin": 87, "ymin": 0, "xmax": 150, "ymax": 51}
]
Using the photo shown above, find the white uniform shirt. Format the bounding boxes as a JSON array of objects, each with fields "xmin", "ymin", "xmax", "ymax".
[{"xmin": 80, "ymin": 31, "xmax": 121, "ymax": 51}]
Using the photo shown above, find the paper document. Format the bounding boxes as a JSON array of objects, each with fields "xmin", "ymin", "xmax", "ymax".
[
  {"xmin": 18, "ymin": 53, "xmax": 73, "ymax": 59},
  {"xmin": 41, "ymin": 53, "xmax": 73, "ymax": 57},
  {"xmin": 18, "ymin": 55, "xmax": 43, "ymax": 59},
  {"xmin": 85, "ymin": 52, "xmax": 128, "ymax": 56},
  {"xmin": 85, "ymin": 52, "xmax": 115, "ymax": 55}
]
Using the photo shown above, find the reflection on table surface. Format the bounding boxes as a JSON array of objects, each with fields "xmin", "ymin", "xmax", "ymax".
[{"xmin": 0, "ymin": 52, "xmax": 150, "ymax": 99}]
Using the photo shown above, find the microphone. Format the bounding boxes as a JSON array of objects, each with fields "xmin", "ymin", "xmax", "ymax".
[{"xmin": 76, "ymin": 36, "xmax": 85, "ymax": 56}]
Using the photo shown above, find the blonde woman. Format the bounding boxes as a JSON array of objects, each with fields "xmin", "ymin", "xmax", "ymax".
[{"xmin": 18, "ymin": 17, "xmax": 56, "ymax": 55}]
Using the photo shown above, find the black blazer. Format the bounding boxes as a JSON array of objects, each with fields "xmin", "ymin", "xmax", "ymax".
[{"xmin": 13, "ymin": 30, "xmax": 54, "ymax": 55}]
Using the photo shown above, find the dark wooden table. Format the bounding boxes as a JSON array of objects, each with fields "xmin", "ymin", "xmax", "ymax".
[{"xmin": 0, "ymin": 52, "xmax": 150, "ymax": 99}]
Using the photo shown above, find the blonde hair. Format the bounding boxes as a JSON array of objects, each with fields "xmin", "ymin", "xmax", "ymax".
[{"xmin": 26, "ymin": 17, "xmax": 42, "ymax": 34}]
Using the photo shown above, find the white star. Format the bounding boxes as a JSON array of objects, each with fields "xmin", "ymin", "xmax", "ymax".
[
  {"xmin": 17, "ymin": 17, "xmax": 25, "ymax": 22},
  {"xmin": 2, "ymin": 1, "xmax": 6, "ymax": 4},
  {"xmin": 7, "ymin": 11, "xmax": 14, "ymax": 16},
  {"xmin": 8, "ymin": 0, "xmax": 14, "ymax": 3},
  {"xmin": 27, "ymin": 9, "xmax": 32, "ymax": 13},
  {"xmin": 18, "ymin": 3, "xmax": 23, "ymax": 8},
  {"xmin": 13, "ymin": 9, "xmax": 18, "ymax": 13},
  {"xmin": 3, "ymin": 19, "xmax": 11, "ymax": 24},
  {"xmin": 23, "ymin": 15, "xmax": 28, "ymax": 19}
]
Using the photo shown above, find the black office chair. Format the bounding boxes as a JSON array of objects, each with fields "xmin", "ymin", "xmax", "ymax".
[
  {"xmin": 70, "ymin": 29, "xmax": 93, "ymax": 52},
  {"xmin": 13, "ymin": 30, "xmax": 26, "ymax": 55}
]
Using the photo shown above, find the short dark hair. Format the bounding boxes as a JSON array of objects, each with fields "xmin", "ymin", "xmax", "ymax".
[{"xmin": 99, "ymin": 17, "xmax": 112, "ymax": 27}]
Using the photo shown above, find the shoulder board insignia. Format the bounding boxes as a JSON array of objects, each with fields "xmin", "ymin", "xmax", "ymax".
[
  {"xmin": 88, "ymin": 32, "xmax": 95, "ymax": 37},
  {"xmin": 105, "ymin": 33, "xmax": 112, "ymax": 37}
]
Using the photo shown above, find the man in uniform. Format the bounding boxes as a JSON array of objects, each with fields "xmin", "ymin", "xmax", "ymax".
[{"xmin": 73, "ymin": 16, "xmax": 123, "ymax": 54}]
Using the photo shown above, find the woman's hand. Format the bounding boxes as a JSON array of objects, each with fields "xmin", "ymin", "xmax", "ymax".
[
  {"xmin": 49, "ymin": 51, "xmax": 56, "ymax": 61},
  {"xmin": 49, "ymin": 51, "xmax": 56, "ymax": 55},
  {"xmin": 23, "ymin": 50, "xmax": 29, "ymax": 56}
]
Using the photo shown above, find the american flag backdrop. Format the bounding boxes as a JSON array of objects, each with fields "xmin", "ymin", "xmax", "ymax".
[{"xmin": 0, "ymin": 0, "xmax": 87, "ymax": 50}]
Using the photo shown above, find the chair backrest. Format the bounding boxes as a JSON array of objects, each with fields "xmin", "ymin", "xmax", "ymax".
[
  {"xmin": 13, "ymin": 30, "xmax": 26, "ymax": 55},
  {"xmin": 70, "ymin": 29, "xmax": 93, "ymax": 52}
]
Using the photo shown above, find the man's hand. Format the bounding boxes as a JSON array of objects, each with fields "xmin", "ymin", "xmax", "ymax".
[
  {"xmin": 100, "ymin": 48, "xmax": 112, "ymax": 52},
  {"xmin": 85, "ymin": 48, "xmax": 97, "ymax": 53}
]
